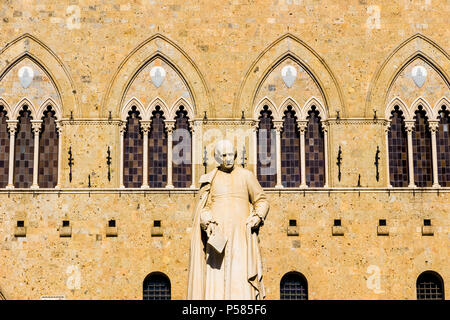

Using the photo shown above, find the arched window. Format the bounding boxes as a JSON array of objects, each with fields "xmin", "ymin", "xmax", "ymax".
[
  {"xmin": 280, "ymin": 271, "xmax": 308, "ymax": 300},
  {"xmin": 281, "ymin": 106, "xmax": 300, "ymax": 187},
  {"xmin": 173, "ymin": 106, "xmax": 191, "ymax": 188},
  {"xmin": 14, "ymin": 106, "xmax": 34, "ymax": 188},
  {"xmin": 148, "ymin": 106, "xmax": 167, "ymax": 188},
  {"xmin": 143, "ymin": 272, "xmax": 171, "ymax": 300},
  {"xmin": 437, "ymin": 106, "xmax": 450, "ymax": 187},
  {"xmin": 305, "ymin": 107, "xmax": 325, "ymax": 187},
  {"xmin": 123, "ymin": 106, "xmax": 143, "ymax": 188},
  {"xmin": 388, "ymin": 106, "xmax": 408, "ymax": 187},
  {"xmin": 0, "ymin": 106, "xmax": 9, "ymax": 188},
  {"xmin": 412, "ymin": 106, "xmax": 432, "ymax": 187},
  {"xmin": 416, "ymin": 271, "xmax": 444, "ymax": 300},
  {"xmin": 38, "ymin": 106, "xmax": 58, "ymax": 188},
  {"xmin": 257, "ymin": 106, "xmax": 276, "ymax": 187}
]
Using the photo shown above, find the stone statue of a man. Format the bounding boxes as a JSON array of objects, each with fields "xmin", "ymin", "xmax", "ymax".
[{"xmin": 187, "ymin": 140, "xmax": 270, "ymax": 300}]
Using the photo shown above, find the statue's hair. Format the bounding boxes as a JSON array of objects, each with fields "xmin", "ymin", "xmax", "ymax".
[
  {"xmin": 214, "ymin": 140, "xmax": 236, "ymax": 156},
  {"xmin": 214, "ymin": 140, "xmax": 237, "ymax": 164}
]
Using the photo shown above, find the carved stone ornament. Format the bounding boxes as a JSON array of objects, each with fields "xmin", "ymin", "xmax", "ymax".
[
  {"xmin": 411, "ymin": 65, "xmax": 427, "ymax": 88},
  {"xmin": 150, "ymin": 66, "xmax": 166, "ymax": 88},
  {"xmin": 18, "ymin": 66, "xmax": 34, "ymax": 89},
  {"xmin": 281, "ymin": 65, "xmax": 297, "ymax": 88}
]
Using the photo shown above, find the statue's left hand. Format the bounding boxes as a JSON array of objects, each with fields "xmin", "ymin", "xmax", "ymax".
[{"xmin": 246, "ymin": 215, "xmax": 261, "ymax": 229}]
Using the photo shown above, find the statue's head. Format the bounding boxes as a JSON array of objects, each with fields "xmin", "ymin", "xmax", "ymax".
[{"xmin": 214, "ymin": 140, "xmax": 237, "ymax": 172}]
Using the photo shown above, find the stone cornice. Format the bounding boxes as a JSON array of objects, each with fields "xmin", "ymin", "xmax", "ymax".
[
  {"xmin": 59, "ymin": 119, "xmax": 123, "ymax": 126},
  {"xmin": 326, "ymin": 118, "xmax": 389, "ymax": 126},
  {"xmin": 0, "ymin": 187, "xmax": 448, "ymax": 194}
]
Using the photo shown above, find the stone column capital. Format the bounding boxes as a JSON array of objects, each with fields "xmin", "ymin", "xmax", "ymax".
[
  {"xmin": 188, "ymin": 120, "xmax": 196, "ymax": 133},
  {"xmin": 164, "ymin": 120, "xmax": 176, "ymax": 133},
  {"xmin": 273, "ymin": 121, "xmax": 283, "ymax": 132},
  {"xmin": 31, "ymin": 120, "xmax": 43, "ymax": 133},
  {"xmin": 119, "ymin": 121, "xmax": 127, "ymax": 135},
  {"xmin": 140, "ymin": 120, "xmax": 151, "ymax": 133},
  {"xmin": 428, "ymin": 121, "xmax": 439, "ymax": 132},
  {"xmin": 6, "ymin": 120, "xmax": 18, "ymax": 133},
  {"xmin": 296, "ymin": 120, "xmax": 308, "ymax": 133},
  {"xmin": 404, "ymin": 121, "xmax": 415, "ymax": 132}
]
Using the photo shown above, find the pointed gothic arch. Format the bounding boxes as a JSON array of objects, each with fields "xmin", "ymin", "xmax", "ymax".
[
  {"xmin": 254, "ymin": 96, "xmax": 279, "ymax": 121},
  {"xmin": 367, "ymin": 34, "xmax": 450, "ymax": 118},
  {"xmin": 0, "ymin": 34, "xmax": 76, "ymax": 117},
  {"xmin": 410, "ymin": 97, "xmax": 435, "ymax": 121},
  {"xmin": 103, "ymin": 34, "xmax": 210, "ymax": 119},
  {"xmin": 386, "ymin": 97, "xmax": 411, "ymax": 121},
  {"xmin": 236, "ymin": 33, "xmax": 345, "ymax": 119}
]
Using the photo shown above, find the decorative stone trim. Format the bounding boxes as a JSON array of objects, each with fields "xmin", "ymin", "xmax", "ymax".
[
  {"xmin": 327, "ymin": 118, "xmax": 389, "ymax": 126},
  {"xmin": 59, "ymin": 119, "xmax": 124, "ymax": 126}
]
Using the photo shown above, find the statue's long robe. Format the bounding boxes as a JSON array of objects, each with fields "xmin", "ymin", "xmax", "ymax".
[{"xmin": 187, "ymin": 166, "xmax": 269, "ymax": 299}]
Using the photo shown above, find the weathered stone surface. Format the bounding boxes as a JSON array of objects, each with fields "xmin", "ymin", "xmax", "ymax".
[{"xmin": 0, "ymin": 0, "xmax": 447, "ymax": 300}]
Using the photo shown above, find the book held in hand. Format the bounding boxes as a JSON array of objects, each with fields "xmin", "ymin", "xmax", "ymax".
[{"xmin": 207, "ymin": 229, "xmax": 227, "ymax": 253}]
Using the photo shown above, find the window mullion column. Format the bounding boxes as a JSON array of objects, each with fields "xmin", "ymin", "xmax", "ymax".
[
  {"xmin": 297, "ymin": 120, "xmax": 308, "ymax": 188},
  {"xmin": 189, "ymin": 120, "xmax": 196, "ymax": 189},
  {"xmin": 165, "ymin": 120, "xmax": 175, "ymax": 189},
  {"xmin": 119, "ymin": 121, "xmax": 126, "ymax": 189},
  {"xmin": 274, "ymin": 121, "xmax": 283, "ymax": 188},
  {"xmin": 385, "ymin": 121, "xmax": 392, "ymax": 188},
  {"xmin": 55, "ymin": 121, "xmax": 62, "ymax": 189},
  {"xmin": 429, "ymin": 121, "xmax": 440, "ymax": 188},
  {"xmin": 140, "ymin": 121, "xmax": 150, "ymax": 189},
  {"xmin": 252, "ymin": 121, "xmax": 259, "ymax": 176},
  {"xmin": 31, "ymin": 120, "xmax": 42, "ymax": 189},
  {"xmin": 322, "ymin": 122, "xmax": 329, "ymax": 188},
  {"xmin": 6, "ymin": 120, "xmax": 18, "ymax": 189},
  {"xmin": 405, "ymin": 121, "xmax": 416, "ymax": 188}
]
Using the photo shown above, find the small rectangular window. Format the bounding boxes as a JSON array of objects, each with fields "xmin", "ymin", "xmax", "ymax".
[
  {"xmin": 333, "ymin": 219, "xmax": 341, "ymax": 226},
  {"xmin": 154, "ymin": 220, "xmax": 161, "ymax": 227},
  {"xmin": 17, "ymin": 220, "xmax": 24, "ymax": 227},
  {"xmin": 108, "ymin": 220, "xmax": 116, "ymax": 227},
  {"xmin": 379, "ymin": 219, "xmax": 386, "ymax": 226},
  {"xmin": 62, "ymin": 220, "xmax": 70, "ymax": 227},
  {"xmin": 289, "ymin": 219, "xmax": 297, "ymax": 227},
  {"xmin": 424, "ymin": 219, "xmax": 431, "ymax": 226}
]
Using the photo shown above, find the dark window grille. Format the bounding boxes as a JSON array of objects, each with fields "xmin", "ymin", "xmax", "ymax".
[
  {"xmin": 280, "ymin": 272, "xmax": 308, "ymax": 300},
  {"xmin": 388, "ymin": 106, "xmax": 408, "ymax": 187},
  {"xmin": 148, "ymin": 106, "xmax": 167, "ymax": 188},
  {"xmin": 416, "ymin": 271, "xmax": 444, "ymax": 300},
  {"xmin": 412, "ymin": 106, "xmax": 432, "ymax": 187},
  {"xmin": 305, "ymin": 106, "xmax": 325, "ymax": 187},
  {"xmin": 123, "ymin": 107, "xmax": 143, "ymax": 188},
  {"xmin": 334, "ymin": 219, "xmax": 341, "ymax": 226},
  {"xmin": 379, "ymin": 219, "xmax": 386, "ymax": 226},
  {"xmin": 257, "ymin": 106, "xmax": 276, "ymax": 187},
  {"xmin": 437, "ymin": 106, "xmax": 450, "ymax": 187},
  {"xmin": 39, "ymin": 106, "xmax": 58, "ymax": 188},
  {"xmin": 0, "ymin": 106, "xmax": 9, "ymax": 188},
  {"xmin": 14, "ymin": 106, "xmax": 34, "ymax": 188},
  {"xmin": 281, "ymin": 106, "xmax": 300, "ymax": 187},
  {"xmin": 143, "ymin": 272, "xmax": 171, "ymax": 300},
  {"xmin": 173, "ymin": 106, "xmax": 192, "ymax": 188}
]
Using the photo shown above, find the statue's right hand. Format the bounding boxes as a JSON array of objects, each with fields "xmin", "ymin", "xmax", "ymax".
[{"xmin": 206, "ymin": 222, "xmax": 216, "ymax": 237}]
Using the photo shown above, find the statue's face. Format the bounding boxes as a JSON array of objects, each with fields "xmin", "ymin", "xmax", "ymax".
[{"xmin": 215, "ymin": 141, "xmax": 236, "ymax": 171}]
